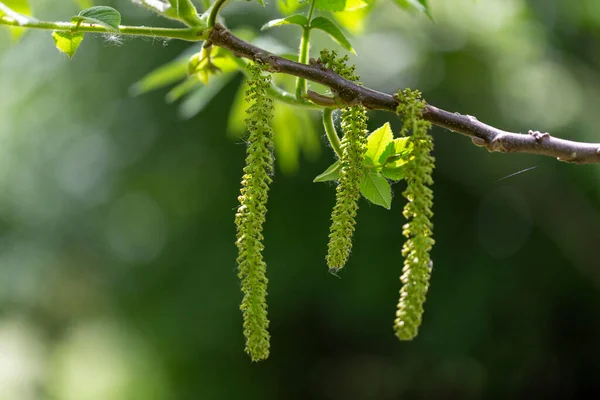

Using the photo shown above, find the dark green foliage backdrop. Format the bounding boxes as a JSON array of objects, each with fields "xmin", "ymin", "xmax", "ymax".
[{"xmin": 1, "ymin": 0, "xmax": 600, "ymax": 398}]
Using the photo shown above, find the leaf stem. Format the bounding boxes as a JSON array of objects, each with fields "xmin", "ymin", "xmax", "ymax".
[
  {"xmin": 323, "ymin": 108, "xmax": 343, "ymax": 159},
  {"xmin": 0, "ymin": 17, "xmax": 208, "ymax": 41},
  {"xmin": 295, "ymin": 0, "xmax": 316, "ymax": 100},
  {"xmin": 207, "ymin": 0, "xmax": 230, "ymax": 28}
]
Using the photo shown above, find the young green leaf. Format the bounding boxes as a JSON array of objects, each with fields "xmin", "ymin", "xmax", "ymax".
[
  {"xmin": 168, "ymin": 0, "xmax": 203, "ymax": 26},
  {"xmin": 381, "ymin": 137, "xmax": 410, "ymax": 166},
  {"xmin": 178, "ymin": 72, "xmax": 235, "ymax": 119},
  {"xmin": 272, "ymin": 102, "xmax": 320, "ymax": 175},
  {"xmin": 314, "ymin": 161, "xmax": 341, "ymax": 182},
  {"xmin": 72, "ymin": 6, "xmax": 121, "ymax": 32},
  {"xmin": 393, "ymin": 0, "xmax": 432, "ymax": 19},
  {"xmin": 277, "ymin": 0, "xmax": 303, "ymax": 15},
  {"xmin": 310, "ymin": 17, "xmax": 355, "ymax": 54},
  {"xmin": 360, "ymin": 170, "xmax": 392, "ymax": 209},
  {"xmin": 333, "ymin": 4, "xmax": 371, "ymax": 35},
  {"xmin": 381, "ymin": 165, "xmax": 405, "ymax": 181},
  {"xmin": 0, "ymin": 0, "xmax": 34, "ymax": 40},
  {"xmin": 365, "ymin": 122, "xmax": 393, "ymax": 166},
  {"xmin": 261, "ymin": 14, "xmax": 308, "ymax": 31},
  {"xmin": 314, "ymin": 0, "xmax": 346, "ymax": 12},
  {"xmin": 129, "ymin": 57, "xmax": 189, "ymax": 96},
  {"xmin": 165, "ymin": 78, "xmax": 202, "ymax": 103},
  {"xmin": 343, "ymin": 0, "xmax": 369, "ymax": 11},
  {"xmin": 73, "ymin": 0, "xmax": 93, "ymax": 9},
  {"xmin": 132, "ymin": 0, "xmax": 170, "ymax": 14},
  {"xmin": 132, "ymin": 0, "xmax": 204, "ymax": 26},
  {"xmin": 52, "ymin": 30, "xmax": 85, "ymax": 59}
]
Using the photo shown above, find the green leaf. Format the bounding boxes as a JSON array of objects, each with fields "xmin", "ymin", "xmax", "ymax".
[
  {"xmin": 165, "ymin": 77, "xmax": 202, "ymax": 103},
  {"xmin": 0, "ymin": 0, "xmax": 34, "ymax": 40},
  {"xmin": 393, "ymin": 0, "xmax": 432, "ymax": 19},
  {"xmin": 261, "ymin": 14, "xmax": 308, "ymax": 31},
  {"xmin": 314, "ymin": 161, "xmax": 341, "ymax": 182},
  {"xmin": 365, "ymin": 122, "xmax": 393, "ymax": 166},
  {"xmin": 333, "ymin": 5, "xmax": 371, "ymax": 35},
  {"xmin": 132, "ymin": 0, "xmax": 171, "ymax": 14},
  {"xmin": 277, "ymin": 0, "xmax": 303, "ymax": 15},
  {"xmin": 360, "ymin": 170, "xmax": 392, "ymax": 209},
  {"xmin": 72, "ymin": 6, "xmax": 121, "ymax": 32},
  {"xmin": 178, "ymin": 73, "xmax": 235, "ymax": 119},
  {"xmin": 381, "ymin": 165, "xmax": 405, "ymax": 181},
  {"xmin": 132, "ymin": 0, "xmax": 204, "ymax": 25},
  {"xmin": 272, "ymin": 102, "xmax": 320, "ymax": 175},
  {"xmin": 381, "ymin": 137, "xmax": 411, "ymax": 167},
  {"xmin": 73, "ymin": 0, "xmax": 93, "ymax": 9},
  {"xmin": 168, "ymin": 0, "xmax": 203, "ymax": 26},
  {"xmin": 310, "ymin": 16, "xmax": 355, "ymax": 54},
  {"xmin": 314, "ymin": 0, "xmax": 368, "ymax": 12},
  {"xmin": 52, "ymin": 30, "xmax": 85, "ymax": 59},
  {"xmin": 129, "ymin": 57, "xmax": 189, "ymax": 96},
  {"xmin": 342, "ymin": 0, "xmax": 369, "ymax": 11},
  {"xmin": 314, "ymin": 0, "xmax": 346, "ymax": 12}
]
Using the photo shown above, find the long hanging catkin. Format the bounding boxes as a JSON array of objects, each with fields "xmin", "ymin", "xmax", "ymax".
[
  {"xmin": 394, "ymin": 89, "xmax": 435, "ymax": 340},
  {"xmin": 235, "ymin": 61, "xmax": 274, "ymax": 361},
  {"xmin": 320, "ymin": 50, "xmax": 369, "ymax": 272}
]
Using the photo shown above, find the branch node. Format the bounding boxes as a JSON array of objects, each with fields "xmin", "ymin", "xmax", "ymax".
[{"xmin": 528, "ymin": 130, "xmax": 550, "ymax": 142}]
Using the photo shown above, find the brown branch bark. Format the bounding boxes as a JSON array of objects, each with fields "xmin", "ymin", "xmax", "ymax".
[{"xmin": 209, "ymin": 24, "xmax": 600, "ymax": 164}]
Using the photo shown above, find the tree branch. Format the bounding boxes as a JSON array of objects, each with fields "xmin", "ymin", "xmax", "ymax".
[{"xmin": 209, "ymin": 24, "xmax": 600, "ymax": 164}]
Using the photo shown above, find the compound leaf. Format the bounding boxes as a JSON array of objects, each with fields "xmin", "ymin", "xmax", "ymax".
[{"xmin": 360, "ymin": 170, "xmax": 392, "ymax": 209}]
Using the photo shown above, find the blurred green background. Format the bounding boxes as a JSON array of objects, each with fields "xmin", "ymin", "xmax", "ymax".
[{"xmin": 1, "ymin": 0, "xmax": 600, "ymax": 399}]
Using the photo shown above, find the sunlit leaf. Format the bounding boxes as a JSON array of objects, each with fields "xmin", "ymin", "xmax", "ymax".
[
  {"xmin": 394, "ymin": 0, "xmax": 432, "ymax": 19},
  {"xmin": 314, "ymin": 161, "xmax": 341, "ymax": 182},
  {"xmin": 381, "ymin": 165, "xmax": 405, "ymax": 181},
  {"xmin": 342, "ymin": 0, "xmax": 368, "ymax": 11},
  {"xmin": 333, "ymin": 5, "xmax": 371, "ymax": 34},
  {"xmin": 277, "ymin": 0, "xmax": 304, "ymax": 15},
  {"xmin": 310, "ymin": 16, "xmax": 355, "ymax": 54},
  {"xmin": 130, "ymin": 58, "xmax": 189, "ymax": 96},
  {"xmin": 73, "ymin": 0, "xmax": 93, "ymax": 9},
  {"xmin": 178, "ymin": 73, "xmax": 235, "ymax": 119},
  {"xmin": 165, "ymin": 77, "xmax": 202, "ymax": 103},
  {"xmin": 52, "ymin": 30, "xmax": 85, "ymax": 59},
  {"xmin": 72, "ymin": 6, "xmax": 121, "ymax": 32},
  {"xmin": 272, "ymin": 102, "xmax": 319, "ymax": 174},
  {"xmin": 381, "ymin": 137, "xmax": 411, "ymax": 167},
  {"xmin": 314, "ymin": 0, "xmax": 345, "ymax": 12},
  {"xmin": 227, "ymin": 80, "xmax": 248, "ymax": 137},
  {"xmin": 132, "ymin": 0, "xmax": 204, "ymax": 25},
  {"xmin": 0, "ymin": 0, "xmax": 34, "ymax": 40},
  {"xmin": 365, "ymin": 122, "xmax": 393, "ymax": 166},
  {"xmin": 132, "ymin": 0, "xmax": 170, "ymax": 13},
  {"xmin": 360, "ymin": 170, "xmax": 392, "ymax": 209},
  {"xmin": 261, "ymin": 14, "xmax": 308, "ymax": 31},
  {"xmin": 168, "ymin": 0, "xmax": 203, "ymax": 26}
]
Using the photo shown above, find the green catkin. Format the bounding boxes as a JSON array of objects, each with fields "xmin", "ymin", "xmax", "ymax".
[
  {"xmin": 235, "ymin": 61, "xmax": 274, "ymax": 361},
  {"xmin": 320, "ymin": 50, "xmax": 369, "ymax": 271},
  {"xmin": 394, "ymin": 89, "xmax": 435, "ymax": 341}
]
